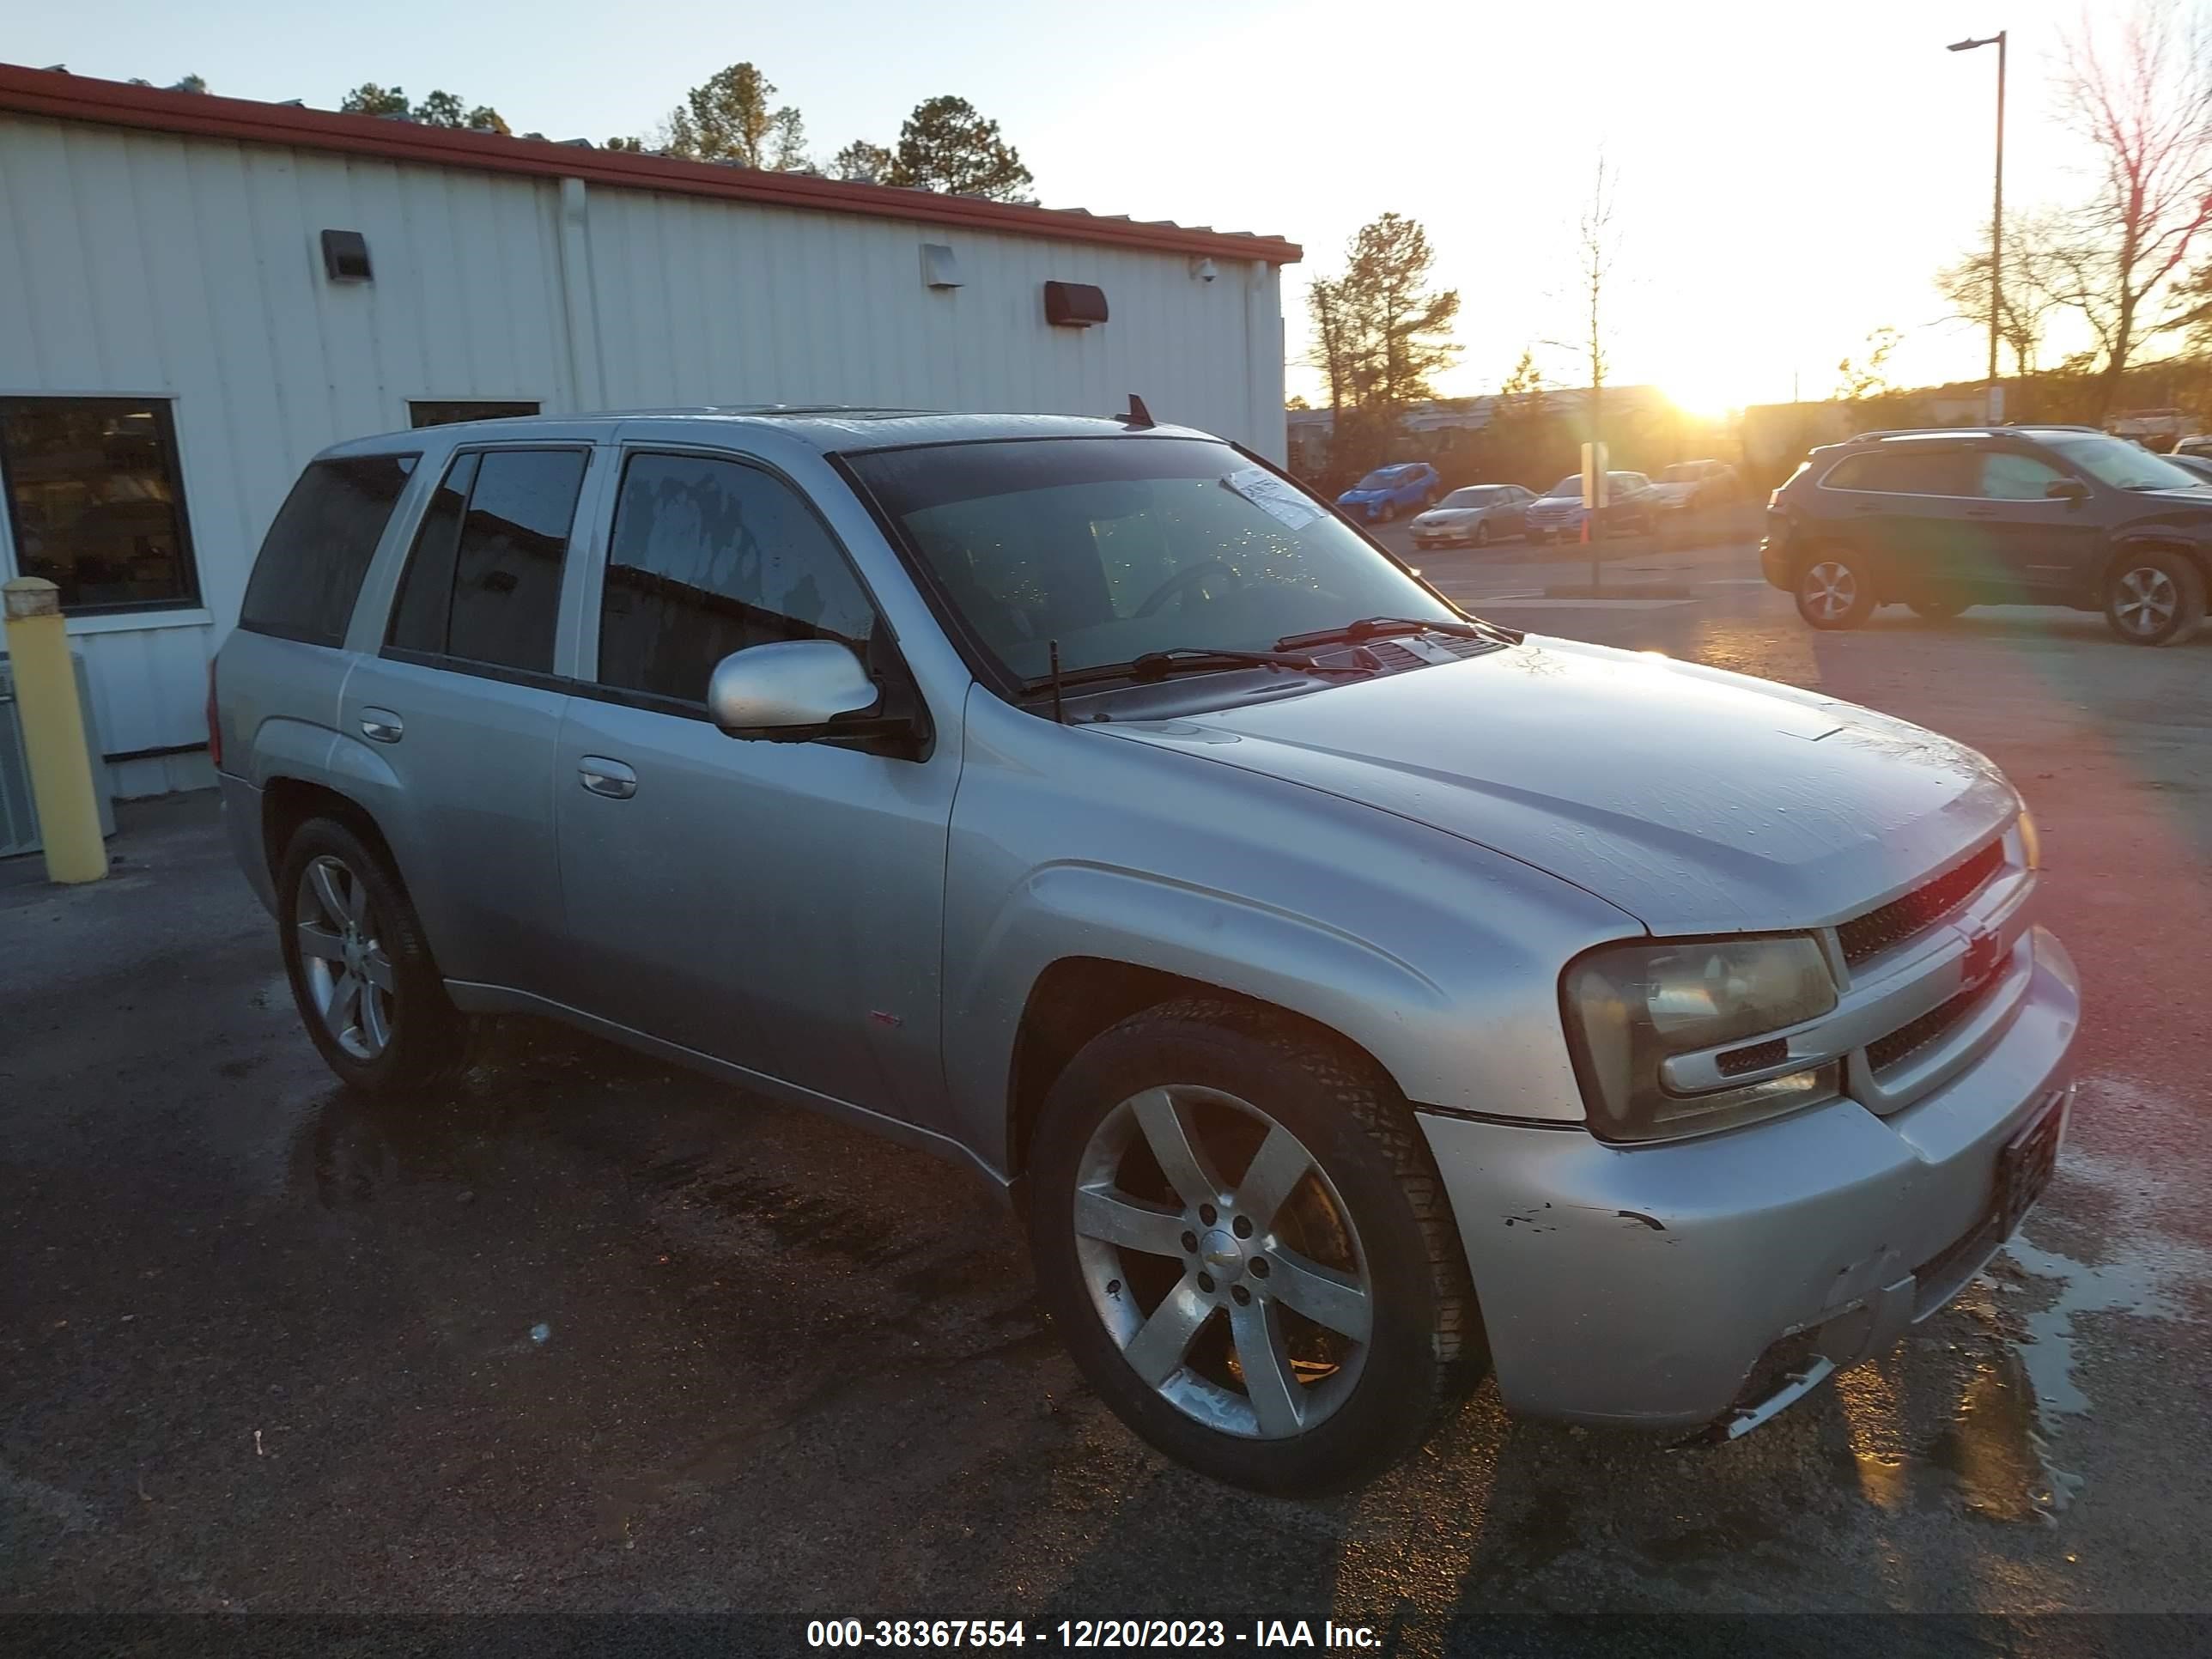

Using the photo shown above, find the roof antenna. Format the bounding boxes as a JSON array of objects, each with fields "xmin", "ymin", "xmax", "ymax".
[
  {"xmin": 1121, "ymin": 393, "xmax": 1156, "ymax": 429},
  {"xmin": 1048, "ymin": 640, "xmax": 1067, "ymax": 724}
]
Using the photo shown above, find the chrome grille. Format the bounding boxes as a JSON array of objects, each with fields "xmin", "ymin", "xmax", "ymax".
[{"xmin": 1838, "ymin": 841, "xmax": 2005, "ymax": 968}]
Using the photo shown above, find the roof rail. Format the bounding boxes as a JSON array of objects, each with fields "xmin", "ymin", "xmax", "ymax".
[{"xmin": 1847, "ymin": 428, "xmax": 1994, "ymax": 441}]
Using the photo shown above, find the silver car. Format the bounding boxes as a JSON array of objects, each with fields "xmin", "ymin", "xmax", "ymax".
[
  {"xmin": 214, "ymin": 410, "xmax": 2078, "ymax": 1497},
  {"xmin": 1409, "ymin": 483, "xmax": 1534, "ymax": 549}
]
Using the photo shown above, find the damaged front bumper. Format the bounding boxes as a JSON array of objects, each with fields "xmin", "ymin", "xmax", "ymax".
[{"xmin": 1414, "ymin": 926, "xmax": 2080, "ymax": 1432}]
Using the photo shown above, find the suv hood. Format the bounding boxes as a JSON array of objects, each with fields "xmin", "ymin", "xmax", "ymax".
[{"xmin": 1100, "ymin": 638, "xmax": 2017, "ymax": 935}]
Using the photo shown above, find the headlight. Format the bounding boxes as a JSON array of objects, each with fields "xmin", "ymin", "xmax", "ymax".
[{"xmin": 1560, "ymin": 935, "xmax": 1841, "ymax": 1142}]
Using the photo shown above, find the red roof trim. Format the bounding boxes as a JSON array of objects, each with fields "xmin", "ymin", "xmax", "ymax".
[{"xmin": 0, "ymin": 65, "xmax": 1301, "ymax": 264}]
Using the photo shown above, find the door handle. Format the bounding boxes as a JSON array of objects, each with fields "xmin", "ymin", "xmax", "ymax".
[
  {"xmin": 1965, "ymin": 507, "xmax": 2000, "ymax": 519},
  {"xmin": 360, "ymin": 708, "xmax": 404, "ymax": 743},
  {"xmin": 1851, "ymin": 501, "xmax": 1883, "ymax": 513},
  {"xmin": 577, "ymin": 757, "xmax": 637, "ymax": 799}
]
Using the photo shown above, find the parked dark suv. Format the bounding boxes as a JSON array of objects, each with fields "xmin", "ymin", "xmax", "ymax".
[{"xmin": 1761, "ymin": 426, "xmax": 2212, "ymax": 645}]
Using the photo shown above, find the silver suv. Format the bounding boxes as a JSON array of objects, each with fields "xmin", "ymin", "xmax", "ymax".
[{"xmin": 214, "ymin": 410, "xmax": 2080, "ymax": 1495}]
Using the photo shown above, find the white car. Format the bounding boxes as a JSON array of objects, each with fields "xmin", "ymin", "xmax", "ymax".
[
  {"xmin": 1647, "ymin": 459, "xmax": 1741, "ymax": 514},
  {"xmin": 1409, "ymin": 483, "xmax": 1534, "ymax": 549}
]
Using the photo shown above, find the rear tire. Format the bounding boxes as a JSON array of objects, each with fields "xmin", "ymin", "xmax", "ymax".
[
  {"xmin": 1796, "ymin": 550, "xmax": 1876, "ymax": 629},
  {"xmin": 276, "ymin": 817, "xmax": 471, "ymax": 1096},
  {"xmin": 2104, "ymin": 549, "xmax": 2206, "ymax": 646},
  {"xmin": 1028, "ymin": 998, "xmax": 1480, "ymax": 1498}
]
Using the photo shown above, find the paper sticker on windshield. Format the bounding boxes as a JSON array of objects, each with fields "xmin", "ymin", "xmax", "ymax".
[{"xmin": 1223, "ymin": 466, "xmax": 1323, "ymax": 530}]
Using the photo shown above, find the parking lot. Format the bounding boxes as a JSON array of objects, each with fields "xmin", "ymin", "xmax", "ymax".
[{"xmin": 6, "ymin": 515, "xmax": 2210, "ymax": 1645}]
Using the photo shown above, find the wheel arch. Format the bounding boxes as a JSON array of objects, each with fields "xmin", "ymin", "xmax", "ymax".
[
  {"xmin": 2102, "ymin": 533, "xmax": 2210, "ymax": 591},
  {"xmin": 261, "ymin": 775, "xmax": 402, "ymax": 890},
  {"xmin": 1004, "ymin": 957, "xmax": 1407, "ymax": 1191}
]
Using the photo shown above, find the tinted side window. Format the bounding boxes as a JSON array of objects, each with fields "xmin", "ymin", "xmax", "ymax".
[
  {"xmin": 597, "ymin": 453, "xmax": 876, "ymax": 703},
  {"xmin": 386, "ymin": 448, "xmax": 586, "ymax": 673},
  {"xmin": 387, "ymin": 453, "xmax": 477, "ymax": 654},
  {"xmin": 1978, "ymin": 451, "xmax": 2071, "ymax": 500},
  {"xmin": 240, "ymin": 454, "xmax": 417, "ymax": 645},
  {"xmin": 1823, "ymin": 449, "xmax": 1973, "ymax": 495}
]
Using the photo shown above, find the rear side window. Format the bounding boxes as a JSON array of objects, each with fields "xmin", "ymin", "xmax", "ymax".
[
  {"xmin": 239, "ymin": 454, "xmax": 417, "ymax": 645},
  {"xmin": 386, "ymin": 447, "xmax": 588, "ymax": 674},
  {"xmin": 1821, "ymin": 448, "xmax": 1974, "ymax": 495}
]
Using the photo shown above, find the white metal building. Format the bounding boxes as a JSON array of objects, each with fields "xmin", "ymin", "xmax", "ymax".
[{"xmin": 0, "ymin": 65, "xmax": 1298, "ymax": 798}]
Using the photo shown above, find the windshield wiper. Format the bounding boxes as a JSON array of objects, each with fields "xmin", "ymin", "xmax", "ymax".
[
  {"xmin": 1020, "ymin": 647, "xmax": 1370, "ymax": 694},
  {"xmin": 1275, "ymin": 614, "xmax": 1520, "ymax": 651}
]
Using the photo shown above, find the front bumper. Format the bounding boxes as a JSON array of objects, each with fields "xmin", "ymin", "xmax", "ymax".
[{"xmin": 1416, "ymin": 925, "xmax": 2080, "ymax": 1430}]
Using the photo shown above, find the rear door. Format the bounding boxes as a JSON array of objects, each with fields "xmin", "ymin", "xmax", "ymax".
[
  {"xmin": 337, "ymin": 444, "xmax": 597, "ymax": 998},
  {"xmin": 1815, "ymin": 445, "xmax": 1978, "ymax": 593},
  {"xmin": 1963, "ymin": 448, "xmax": 2105, "ymax": 602}
]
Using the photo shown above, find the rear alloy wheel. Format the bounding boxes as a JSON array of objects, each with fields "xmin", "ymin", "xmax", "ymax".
[
  {"xmin": 1796, "ymin": 551, "xmax": 1875, "ymax": 629},
  {"xmin": 2104, "ymin": 550, "xmax": 2206, "ymax": 646},
  {"xmin": 277, "ymin": 817, "xmax": 471, "ymax": 1095},
  {"xmin": 1029, "ymin": 999, "xmax": 1478, "ymax": 1497}
]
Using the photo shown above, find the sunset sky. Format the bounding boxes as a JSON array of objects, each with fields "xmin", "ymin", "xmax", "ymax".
[{"xmin": 14, "ymin": 0, "xmax": 2126, "ymax": 412}]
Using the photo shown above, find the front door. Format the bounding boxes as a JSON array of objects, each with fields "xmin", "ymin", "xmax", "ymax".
[
  {"xmin": 553, "ymin": 447, "xmax": 961, "ymax": 1131},
  {"xmin": 1962, "ymin": 449, "xmax": 2106, "ymax": 603},
  {"xmin": 338, "ymin": 444, "xmax": 594, "ymax": 997}
]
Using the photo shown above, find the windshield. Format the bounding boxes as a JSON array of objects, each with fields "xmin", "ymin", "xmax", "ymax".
[
  {"xmin": 2042, "ymin": 434, "xmax": 2203, "ymax": 491},
  {"xmin": 1545, "ymin": 476, "xmax": 1584, "ymax": 497},
  {"xmin": 1440, "ymin": 487, "xmax": 1499, "ymax": 507},
  {"xmin": 1353, "ymin": 468, "xmax": 1409, "ymax": 490},
  {"xmin": 845, "ymin": 438, "xmax": 1459, "ymax": 684},
  {"xmin": 1657, "ymin": 464, "xmax": 1697, "ymax": 483}
]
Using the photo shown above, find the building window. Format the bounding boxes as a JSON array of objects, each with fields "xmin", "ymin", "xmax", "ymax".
[
  {"xmin": 409, "ymin": 401, "xmax": 541, "ymax": 428},
  {"xmin": 0, "ymin": 398, "xmax": 201, "ymax": 613}
]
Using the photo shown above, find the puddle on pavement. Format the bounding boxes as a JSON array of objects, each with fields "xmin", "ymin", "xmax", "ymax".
[{"xmin": 1998, "ymin": 1232, "xmax": 2188, "ymax": 1418}]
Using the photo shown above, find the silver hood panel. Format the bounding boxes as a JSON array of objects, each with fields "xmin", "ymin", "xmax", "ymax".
[{"xmin": 1102, "ymin": 637, "xmax": 2019, "ymax": 936}]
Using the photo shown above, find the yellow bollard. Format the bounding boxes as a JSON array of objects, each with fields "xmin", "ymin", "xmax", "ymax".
[{"xmin": 3, "ymin": 577, "xmax": 107, "ymax": 884}]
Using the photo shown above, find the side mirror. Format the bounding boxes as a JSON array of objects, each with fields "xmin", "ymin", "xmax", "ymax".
[
  {"xmin": 707, "ymin": 640, "xmax": 879, "ymax": 739},
  {"xmin": 2045, "ymin": 478, "xmax": 2090, "ymax": 504}
]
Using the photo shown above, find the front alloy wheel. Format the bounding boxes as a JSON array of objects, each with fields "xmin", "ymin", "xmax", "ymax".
[
  {"xmin": 2105, "ymin": 550, "xmax": 2205, "ymax": 646},
  {"xmin": 1029, "ymin": 999, "xmax": 1479, "ymax": 1496},
  {"xmin": 1073, "ymin": 1085, "xmax": 1372, "ymax": 1441}
]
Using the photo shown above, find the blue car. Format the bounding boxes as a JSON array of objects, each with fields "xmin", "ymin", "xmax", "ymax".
[{"xmin": 1336, "ymin": 461, "xmax": 1441, "ymax": 522}]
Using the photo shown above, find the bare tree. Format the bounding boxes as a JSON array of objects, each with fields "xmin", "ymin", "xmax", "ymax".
[
  {"xmin": 2049, "ymin": 0, "xmax": 2212, "ymax": 416},
  {"xmin": 1937, "ymin": 213, "xmax": 2067, "ymax": 374},
  {"xmin": 1577, "ymin": 157, "xmax": 1618, "ymax": 424},
  {"xmin": 1832, "ymin": 326, "xmax": 1902, "ymax": 403}
]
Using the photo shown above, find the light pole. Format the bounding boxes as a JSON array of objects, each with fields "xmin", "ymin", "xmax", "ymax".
[{"xmin": 1949, "ymin": 31, "xmax": 2007, "ymax": 424}]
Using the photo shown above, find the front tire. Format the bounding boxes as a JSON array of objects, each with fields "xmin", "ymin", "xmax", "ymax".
[
  {"xmin": 2104, "ymin": 550, "xmax": 2206, "ymax": 646},
  {"xmin": 276, "ymin": 817, "xmax": 471, "ymax": 1096},
  {"xmin": 1473, "ymin": 520, "xmax": 1492, "ymax": 549},
  {"xmin": 1028, "ymin": 999, "xmax": 1479, "ymax": 1498},
  {"xmin": 1796, "ymin": 550, "xmax": 1876, "ymax": 629}
]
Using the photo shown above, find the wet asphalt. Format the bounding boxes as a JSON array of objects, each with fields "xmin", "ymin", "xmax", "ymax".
[{"xmin": 4, "ymin": 520, "xmax": 2210, "ymax": 1651}]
